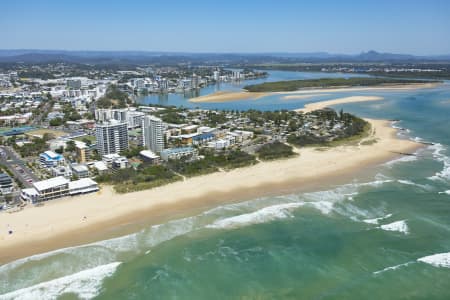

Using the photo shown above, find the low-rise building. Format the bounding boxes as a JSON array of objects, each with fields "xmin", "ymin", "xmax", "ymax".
[
  {"xmin": 32, "ymin": 176, "xmax": 70, "ymax": 201},
  {"xmin": 0, "ymin": 173, "xmax": 13, "ymax": 194},
  {"xmin": 51, "ymin": 166, "xmax": 72, "ymax": 179},
  {"xmin": 71, "ymin": 164, "xmax": 90, "ymax": 178},
  {"xmin": 139, "ymin": 150, "xmax": 160, "ymax": 164},
  {"xmin": 160, "ymin": 147, "xmax": 197, "ymax": 161},
  {"xmin": 20, "ymin": 188, "xmax": 39, "ymax": 203},
  {"xmin": 39, "ymin": 151, "xmax": 65, "ymax": 168},
  {"xmin": 92, "ymin": 161, "xmax": 108, "ymax": 174},
  {"xmin": 68, "ymin": 178, "xmax": 99, "ymax": 195},
  {"xmin": 112, "ymin": 156, "xmax": 129, "ymax": 169}
]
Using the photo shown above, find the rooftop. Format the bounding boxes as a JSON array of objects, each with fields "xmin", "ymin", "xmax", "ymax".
[
  {"xmin": 161, "ymin": 147, "xmax": 195, "ymax": 154},
  {"xmin": 41, "ymin": 150, "xmax": 63, "ymax": 160},
  {"xmin": 71, "ymin": 164, "xmax": 89, "ymax": 172},
  {"xmin": 33, "ymin": 176, "xmax": 69, "ymax": 191},
  {"xmin": 140, "ymin": 150, "xmax": 160, "ymax": 159},
  {"xmin": 68, "ymin": 178, "xmax": 97, "ymax": 190}
]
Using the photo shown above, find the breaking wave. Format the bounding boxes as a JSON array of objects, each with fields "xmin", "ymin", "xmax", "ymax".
[
  {"xmin": 373, "ymin": 261, "xmax": 414, "ymax": 275},
  {"xmin": 417, "ymin": 252, "xmax": 450, "ymax": 268},
  {"xmin": 379, "ymin": 220, "xmax": 409, "ymax": 234},
  {"xmin": 427, "ymin": 143, "xmax": 450, "ymax": 181},
  {"xmin": 0, "ymin": 262, "xmax": 121, "ymax": 300}
]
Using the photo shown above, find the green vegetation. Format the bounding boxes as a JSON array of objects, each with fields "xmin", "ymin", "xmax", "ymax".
[
  {"xmin": 167, "ymin": 149, "xmax": 257, "ymax": 177},
  {"xmin": 244, "ymin": 77, "xmax": 431, "ymax": 92},
  {"xmin": 14, "ymin": 138, "xmax": 48, "ymax": 157},
  {"xmin": 96, "ymin": 85, "xmax": 131, "ymax": 109},
  {"xmin": 287, "ymin": 110, "xmax": 370, "ymax": 147},
  {"xmin": 49, "ymin": 118, "xmax": 64, "ymax": 126},
  {"xmin": 256, "ymin": 141, "xmax": 297, "ymax": 160},
  {"xmin": 121, "ymin": 146, "xmax": 145, "ymax": 158},
  {"xmin": 151, "ymin": 106, "xmax": 186, "ymax": 124},
  {"xmin": 95, "ymin": 164, "xmax": 181, "ymax": 193}
]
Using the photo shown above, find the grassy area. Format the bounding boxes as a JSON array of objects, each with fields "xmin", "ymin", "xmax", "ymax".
[
  {"xmin": 74, "ymin": 135, "xmax": 96, "ymax": 144},
  {"xmin": 26, "ymin": 128, "xmax": 66, "ymax": 138},
  {"xmin": 244, "ymin": 77, "xmax": 432, "ymax": 92}
]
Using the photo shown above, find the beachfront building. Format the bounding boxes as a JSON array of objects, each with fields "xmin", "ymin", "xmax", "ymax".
[
  {"xmin": 95, "ymin": 120, "xmax": 129, "ymax": 155},
  {"xmin": 0, "ymin": 173, "xmax": 13, "ymax": 194},
  {"xmin": 160, "ymin": 147, "xmax": 197, "ymax": 161},
  {"xmin": 139, "ymin": 150, "xmax": 160, "ymax": 164},
  {"xmin": 21, "ymin": 177, "xmax": 99, "ymax": 203},
  {"xmin": 142, "ymin": 115, "xmax": 165, "ymax": 153},
  {"xmin": 68, "ymin": 178, "xmax": 99, "ymax": 195},
  {"xmin": 20, "ymin": 188, "xmax": 39, "ymax": 203},
  {"xmin": 39, "ymin": 151, "xmax": 65, "ymax": 168},
  {"xmin": 32, "ymin": 176, "xmax": 70, "ymax": 201}
]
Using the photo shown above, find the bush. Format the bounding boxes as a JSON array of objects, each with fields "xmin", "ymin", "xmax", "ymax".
[{"xmin": 257, "ymin": 141, "xmax": 296, "ymax": 160}]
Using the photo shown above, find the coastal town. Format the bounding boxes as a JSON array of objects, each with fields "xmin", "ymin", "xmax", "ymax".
[{"xmin": 0, "ymin": 64, "xmax": 366, "ymax": 209}]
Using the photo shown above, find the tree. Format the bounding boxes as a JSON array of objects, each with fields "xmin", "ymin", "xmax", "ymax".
[
  {"xmin": 66, "ymin": 140, "xmax": 76, "ymax": 152},
  {"xmin": 49, "ymin": 118, "xmax": 64, "ymax": 126}
]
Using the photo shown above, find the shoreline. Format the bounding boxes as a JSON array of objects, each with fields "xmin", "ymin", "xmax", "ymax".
[
  {"xmin": 188, "ymin": 82, "xmax": 439, "ymax": 103},
  {"xmin": 296, "ymin": 96, "xmax": 384, "ymax": 113},
  {"xmin": 0, "ymin": 118, "xmax": 423, "ymax": 264},
  {"xmin": 189, "ymin": 91, "xmax": 268, "ymax": 103}
]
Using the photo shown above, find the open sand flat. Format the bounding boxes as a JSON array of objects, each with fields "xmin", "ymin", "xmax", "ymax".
[
  {"xmin": 296, "ymin": 96, "xmax": 384, "ymax": 113},
  {"xmin": 189, "ymin": 91, "xmax": 268, "ymax": 103},
  {"xmin": 282, "ymin": 94, "xmax": 331, "ymax": 100},
  {"xmin": 0, "ymin": 118, "xmax": 422, "ymax": 263}
]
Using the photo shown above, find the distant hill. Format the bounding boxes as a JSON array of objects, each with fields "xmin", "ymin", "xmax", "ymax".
[{"xmin": 0, "ymin": 49, "xmax": 449, "ymax": 64}]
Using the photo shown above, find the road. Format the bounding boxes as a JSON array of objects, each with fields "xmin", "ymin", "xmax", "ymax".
[{"xmin": 0, "ymin": 146, "xmax": 39, "ymax": 188}]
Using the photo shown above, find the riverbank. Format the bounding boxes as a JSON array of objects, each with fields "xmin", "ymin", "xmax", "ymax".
[
  {"xmin": 188, "ymin": 82, "xmax": 439, "ymax": 103},
  {"xmin": 0, "ymin": 118, "xmax": 422, "ymax": 264}
]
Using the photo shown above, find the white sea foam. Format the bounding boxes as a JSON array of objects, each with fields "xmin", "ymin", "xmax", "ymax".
[
  {"xmin": 412, "ymin": 136, "xmax": 426, "ymax": 143},
  {"xmin": 428, "ymin": 143, "xmax": 450, "ymax": 181},
  {"xmin": 417, "ymin": 252, "xmax": 450, "ymax": 268},
  {"xmin": 0, "ymin": 262, "xmax": 121, "ymax": 300},
  {"xmin": 379, "ymin": 220, "xmax": 409, "ymax": 234},
  {"xmin": 363, "ymin": 214, "xmax": 392, "ymax": 225},
  {"xmin": 438, "ymin": 190, "xmax": 450, "ymax": 195},
  {"xmin": 206, "ymin": 202, "xmax": 305, "ymax": 229},
  {"xmin": 384, "ymin": 155, "xmax": 418, "ymax": 167},
  {"xmin": 373, "ymin": 261, "xmax": 414, "ymax": 275}
]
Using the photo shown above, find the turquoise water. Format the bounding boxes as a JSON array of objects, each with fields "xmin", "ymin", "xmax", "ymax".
[{"xmin": 1, "ymin": 72, "xmax": 450, "ymax": 299}]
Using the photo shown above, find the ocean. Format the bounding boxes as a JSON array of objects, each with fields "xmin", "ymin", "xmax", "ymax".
[{"xmin": 1, "ymin": 71, "xmax": 449, "ymax": 299}]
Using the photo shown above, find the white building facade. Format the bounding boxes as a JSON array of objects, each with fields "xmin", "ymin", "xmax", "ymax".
[
  {"xmin": 95, "ymin": 120, "xmax": 129, "ymax": 155},
  {"xmin": 142, "ymin": 115, "xmax": 165, "ymax": 153}
]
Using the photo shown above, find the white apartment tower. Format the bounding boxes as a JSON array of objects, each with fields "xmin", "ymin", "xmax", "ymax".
[
  {"xmin": 95, "ymin": 120, "xmax": 129, "ymax": 155},
  {"xmin": 142, "ymin": 115, "xmax": 165, "ymax": 153}
]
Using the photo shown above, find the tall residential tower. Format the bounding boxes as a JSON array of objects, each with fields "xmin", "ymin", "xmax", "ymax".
[
  {"xmin": 142, "ymin": 115, "xmax": 165, "ymax": 153},
  {"xmin": 95, "ymin": 120, "xmax": 129, "ymax": 155}
]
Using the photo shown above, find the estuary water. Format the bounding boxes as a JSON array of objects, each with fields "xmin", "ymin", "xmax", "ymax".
[{"xmin": 1, "ymin": 71, "xmax": 450, "ymax": 299}]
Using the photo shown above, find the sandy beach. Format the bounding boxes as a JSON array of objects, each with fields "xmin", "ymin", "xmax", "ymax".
[
  {"xmin": 296, "ymin": 96, "xmax": 384, "ymax": 113},
  {"xmin": 188, "ymin": 82, "xmax": 439, "ymax": 103},
  {"xmin": 189, "ymin": 91, "xmax": 268, "ymax": 103},
  {"xmin": 0, "ymin": 116, "xmax": 422, "ymax": 264}
]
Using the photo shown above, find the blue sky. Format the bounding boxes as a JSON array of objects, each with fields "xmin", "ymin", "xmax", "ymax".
[{"xmin": 2, "ymin": 0, "xmax": 450, "ymax": 55}]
